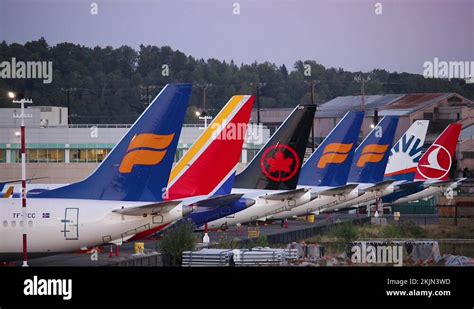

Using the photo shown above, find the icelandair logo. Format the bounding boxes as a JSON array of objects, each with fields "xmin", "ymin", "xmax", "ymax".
[
  {"xmin": 317, "ymin": 143, "xmax": 353, "ymax": 168},
  {"xmin": 119, "ymin": 133, "xmax": 174, "ymax": 173},
  {"xmin": 356, "ymin": 144, "xmax": 389, "ymax": 167}
]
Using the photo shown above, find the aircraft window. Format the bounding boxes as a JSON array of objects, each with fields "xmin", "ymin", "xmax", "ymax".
[
  {"xmin": 11, "ymin": 221, "xmax": 16, "ymax": 228},
  {"xmin": 2, "ymin": 221, "xmax": 7, "ymax": 227},
  {"xmin": 28, "ymin": 221, "xmax": 33, "ymax": 228},
  {"xmin": 20, "ymin": 221, "xmax": 24, "ymax": 228}
]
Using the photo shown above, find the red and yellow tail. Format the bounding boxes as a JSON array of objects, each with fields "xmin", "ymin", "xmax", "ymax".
[{"xmin": 166, "ymin": 95, "xmax": 255, "ymax": 200}]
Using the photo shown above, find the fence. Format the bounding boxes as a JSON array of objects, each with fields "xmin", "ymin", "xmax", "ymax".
[
  {"xmin": 239, "ymin": 217, "xmax": 371, "ymax": 246},
  {"xmin": 107, "ymin": 252, "xmax": 163, "ymax": 267}
]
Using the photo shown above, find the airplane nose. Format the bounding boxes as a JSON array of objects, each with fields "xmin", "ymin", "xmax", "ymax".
[
  {"xmin": 182, "ymin": 205, "xmax": 194, "ymax": 217},
  {"xmin": 244, "ymin": 198, "xmax": 256, "ymax": 207}
]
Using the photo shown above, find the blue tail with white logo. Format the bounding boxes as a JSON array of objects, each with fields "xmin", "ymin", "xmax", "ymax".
[
  {"xmin": 298, "ymin": 111, "xmax": 364, "ymax": 187},
  {"xmin": 348, "ymin": 116, "xmax": 399, "ymax": 184},
  {"xmin": 35, "ymin": 84, "xmax": 192, "ymax": 202}
]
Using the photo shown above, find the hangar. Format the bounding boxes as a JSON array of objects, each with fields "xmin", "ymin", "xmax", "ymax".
[{"xmin": 252, "ymin": 93, "xmax": 474, "ymax": 175}]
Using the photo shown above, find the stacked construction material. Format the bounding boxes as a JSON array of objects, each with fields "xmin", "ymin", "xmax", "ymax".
[
  {"xmin": 251, "ymin": 247, "xmax": 299, "ymax": 261},
  {"xmin": 306, "ymin": 244, "xmax": 324, "ymax": 260},
  {"xmin": 182, "ymin": 248, "xmax": 233, "ymax": 267},
  {"xmin": 233, "ymin": 248, "xmax": 299, "ymax": 266}
]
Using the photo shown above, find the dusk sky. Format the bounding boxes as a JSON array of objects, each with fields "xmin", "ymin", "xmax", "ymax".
[{"xmin": 1, "ymin": 0, "xmax": 472, "ymax": 74}]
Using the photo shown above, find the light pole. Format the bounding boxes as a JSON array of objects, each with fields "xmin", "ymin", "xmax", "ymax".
[
  {"xmin": 354, "ymin": 74, "xmax": 371, "ymax": 109},
  {"xmin": 139, "ymin": 85, "xmax": 158, "ymax": 106},
  {"xmin": 61, "ymin": 88, "xmax": 76, "ymax": 124},
  {"xmin": 195, "ymin": 110, "xmax": 213, "ymax": 129},
  {"xmin": 250, "ymin": 82, "xmax": 266, "ymax": 125},
  {"xmin": 12, "ymin": 93, "xmax": 33, "ymax": 267},
  {"xmin": 305, "ymin": 80, "xmax": 319, "ymax": 152}
]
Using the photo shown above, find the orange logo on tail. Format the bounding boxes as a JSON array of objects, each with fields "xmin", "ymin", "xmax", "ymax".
[
  {"xmin": 317, "ymin": 143, "xmax": 353, "ymax": 169},
  {"xmin": 119, "ymin": 133, "xmax": 175, "ymax": 174},
  {"xmin": 356, "ymin": 144, "xmax": 389, "ymax": 167}
]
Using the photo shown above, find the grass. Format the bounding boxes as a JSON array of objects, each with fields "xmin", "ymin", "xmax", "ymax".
[
  {"xmin": 304, "ymin": 221, "xmax": 474, "ymax": 256},
  {"xmin": 306, "ymin": 221, "xmax": 474, "ymax": 244}
]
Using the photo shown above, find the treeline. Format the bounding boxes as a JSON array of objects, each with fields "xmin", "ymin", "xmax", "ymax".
[{"xmin": 1, "ymin": 38, "xmax": 473, "ymax": 123}]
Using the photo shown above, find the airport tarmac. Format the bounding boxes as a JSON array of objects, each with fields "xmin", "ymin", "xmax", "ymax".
[
  {"xmin": 7, "ymin": 213, "xmax": 438, "ymax": 266},
  {"xmin": 205, "ymin": 213, "xmax": 360, "ymax": 241},
  {"xmin": 8, "ymin": 240, "xmax": 161, "ymax": 267}
]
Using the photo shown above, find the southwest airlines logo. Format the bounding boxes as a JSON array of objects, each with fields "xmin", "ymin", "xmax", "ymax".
[
  {"xmin": 356, "ymin": 144, "xmax": 389, "ymax": 167},
  {"xmin": 416, "ymin": 144, "xmax": 451, "ymax": 180},
  {"xmin": 119, "ymin": 133, "xmax": 175, "ymax": 174},
  {"xmin": 317, "ymin": 143, "xmax": 353, "ymax": 168}
]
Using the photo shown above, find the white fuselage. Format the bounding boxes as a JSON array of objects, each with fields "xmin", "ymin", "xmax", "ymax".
[
  {"xmin": 389, "ymin": 186, "xmax": 446, "ymax": 205},
  {"xmin": 0, "ymin": 198, "xmax": 184, "ymax": 259},
  {"xmin": 320, "ymin": 183, "xmax": 394, "ymax": 213},
  {"xmin": 266, "ymin": 186, "xmax": 359, "ymax": 219},
  {"xmin": 206, "ymin": 188, "xmax": 311, "ymax": 229}
]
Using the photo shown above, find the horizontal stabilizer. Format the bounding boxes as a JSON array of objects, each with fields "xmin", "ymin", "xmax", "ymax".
[
  {"xmin": 107, "ymin": 235, "xmax": 135, "ymax": 246},
  {"xmin": 190, "ymin": 194, "xmax": 245, "ymax": 208},
  {"xmin": 395, "ymin": 181, "xmax": 425, "ymax": 190},
  {"xmin": 362, "ymin": 180, "xmax": 395, "ymax": 192},
  {"xmin": 262, "ymin": 188, "xmax": 309, "ymax": 200},
  {"xmin": 316, "ymin": 184, "xmax": 359, "ymax": 197},
  {"xmin": 427, "ymin": 178, "xmax": 466, "ymax": 188},
  {"xmin": 112, "ymin": 200, "xmax": 183, "ymax": 216}
]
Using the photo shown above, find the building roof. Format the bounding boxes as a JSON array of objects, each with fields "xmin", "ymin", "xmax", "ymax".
[
  {"xmin": 317, "ymin": 93, "xmax": 472, "ymax": 118},
  {"xmin": 317, "ymin": 94, "xmax": 404, "ymax": 117}
]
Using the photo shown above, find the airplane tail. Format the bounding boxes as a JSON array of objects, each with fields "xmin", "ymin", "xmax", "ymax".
[
  {"xmin": 233, "ymin": 104, "xmax": 316, "ymax": 190},
  {"xmin": 414, "ymin": 123, "xmax": 462, "ymax": 181},
  {"xmin": 348, "ymin": 116, "xmax": 399, "ymax": 184},
  {"xmin": 35, "ymin": 84, "xmax": 192, "ymax": 201},
  {"xmin": 165, "ymin": 95, "xmax": 255, "ymax": 200},
  {"xmin": 384, "ymin": 120, "xmax": 429, "ymax": 181},
  {"xmin": 298, "ymin": 111, "xmax": 364, "ymax": 187}
]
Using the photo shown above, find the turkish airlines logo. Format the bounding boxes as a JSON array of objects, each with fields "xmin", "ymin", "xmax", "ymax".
[
  {"xmin": 356, "ymin": 144, "xmax": 389, "ymax": 167},
  {"xmin": 416, "ymin": 144, "xmax": 451, "ymax": 180},
  {"xmin": 260, "ymin": 144, "xmax": 300, "ymax": 182},
  {"xmin": 317, "ymin": 143, "xmax": 353, "ymax": 168},
  {"xmin": 119, "ymin": 133, "xmax": 174, "ymax": 174}
]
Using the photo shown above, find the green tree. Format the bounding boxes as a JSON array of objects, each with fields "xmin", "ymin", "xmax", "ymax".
[{"xmin": 158, "ymin": 222, "xmax": 197, "ymax": 266}]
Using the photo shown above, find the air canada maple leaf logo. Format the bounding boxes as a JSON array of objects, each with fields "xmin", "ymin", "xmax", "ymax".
[{"xmin": 260, "ymin": 144, "xmax": 300, "ymax": 182}]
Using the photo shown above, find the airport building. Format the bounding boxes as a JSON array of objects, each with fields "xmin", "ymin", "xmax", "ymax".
[
  {"xmin": 1, "ymin": 92, "xmax": 473, "ymax": 184},
  {"xmin": 252, "ymin": 93, "xmax": 474, "ymax": 174},
  {"xmin": 0, "ymin": 106, "xmax": 270, "ymax": 183}
]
